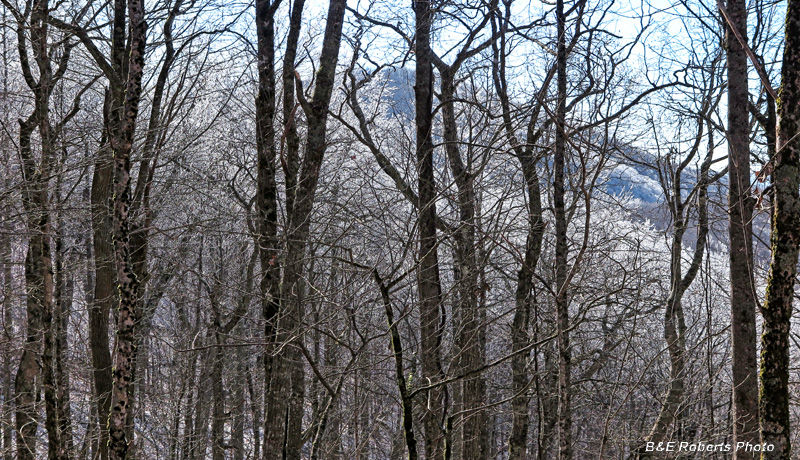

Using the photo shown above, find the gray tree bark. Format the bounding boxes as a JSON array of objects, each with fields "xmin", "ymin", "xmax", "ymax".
[
  {"xmin": 725, "ymin": 0, "xmax": 760, "ymax": 453},
  {"xmin": 414, "ymin": 1, "xmax": 446, "ymax": 458}
]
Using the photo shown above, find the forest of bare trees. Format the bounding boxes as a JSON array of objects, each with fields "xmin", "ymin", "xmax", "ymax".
[{"xmin": 1, "ymin": 0, "xmax": 800, "ymax": 458}]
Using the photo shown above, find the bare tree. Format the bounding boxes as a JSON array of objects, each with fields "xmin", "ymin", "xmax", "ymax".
[
  {"xmin": 1, "ymin": 0, "xmax": 81, "ymax": 457},
  {"xmin": 723, "ymin": 0, "xmax": 761, "ymax": 452}
]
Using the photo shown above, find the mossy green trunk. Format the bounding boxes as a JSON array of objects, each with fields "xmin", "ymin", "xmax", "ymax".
[{"xmin": 759, "ymin": 0, "xmax": 800, "ymax": 458}]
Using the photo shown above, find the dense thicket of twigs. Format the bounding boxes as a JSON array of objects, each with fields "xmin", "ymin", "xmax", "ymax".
[{"xmin": 0, "ymin": 0, "xmax": 797, "ymax": 459}]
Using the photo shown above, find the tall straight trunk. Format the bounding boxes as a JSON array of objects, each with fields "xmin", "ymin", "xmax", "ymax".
[
  {"xmin": 54, "ymin": 180, "xmax": 76, "ymax": 460},
  {"xmin": 554, "ymin": 0, "xmax": 571, "ymax": 458},
  {"xmin": 42, "ymin": 147, "xmax": 76, "ymax": 460},
  {"xmin": 167, "ymin": 378, "xmax": 183, "ymax": 460},
  {"xmin": 15, "ymin": 117, "xmax": 42, "ymax": 460},
  {"xmin": 537, "ymin": 348, "xmax": 559, "ymax": 459},
  {"xmin": 758, "ymin": 1, "xmax": 800, "ymax": 457},
  {"xmin": 192, "ymin": 347, "xmax": 213, "ymax": 460},
  {"xmin": 181, "ymin": 353, "xmax": 198, "ymax": 460},
  {"xmin": 89, "ymin": 129, "xmax": 114, "ymax": 460},
  {"xmin": 211, "ymin": 331, "xmax": 224, "ymax": 460},
  {"xmin": 246, "ymin": 367, "xmax": 262, "ymax": 460},
  {"xmin": 255, "ymin": 0, "xmax": 345, "ymax": 457},
  {"xmin": 123, "ymin": 2, "xmax": 184, "ymax": 449},
  {"xmin": 1, "ymin": 199, "xmax": 12, "ymax": 460},
  {"xmin": 726, "ymin": 0, "xmax": 760, "ymax": 452},
  {"xmin": 106, "ymin": 0, "xmax": 147, "ymax": 456},
  {"xmin": 253, "ymin": 0, "xmax": 290, "ymax": 455},
  {"xmin": 231, "ymin": 359, "xmax": 245, "ymax": 460},
  {"xmin": 1, "ymin": 13, "xmax": 13, "ymax": 459},
  {"xmin": 438, "ymin": 69, "xmax": 485, "ymax": 460},
  {"xmin": 509, "ymin": 154, "xmax": 544, "ymax": 460},
  {"xmin": 52, "ymin": 0, "xmax": 142, "ymax": 454},
  {"xmin": 414, "ymin": 1, "xmax": 446, "ymax": 458}
]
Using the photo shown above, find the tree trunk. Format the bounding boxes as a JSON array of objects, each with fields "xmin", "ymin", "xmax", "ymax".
[
  {"xmin": 231, "ymin": 359, "xmax": 245, "ymax": 460},
  {"xmin": 492, "ymin": 15, "xmax": 547, "ymax": 455},
  {"xmin": 89, "ymin": 140, "xmax": 114, "ymax": 460},
  {"xmin": 254, "ymin": 0, "xmax": 290, "ymax": 455},
  {"xmin": 554, "ymin": 0, "xmax": 571, "ymax": 458},
  {"xmin": 1, "ymin": 12, "xmax": 14, "ymax": 457},
  {"xmin": 280, "ymin": 2, "xmax": 346, "ymax": 456},
  {"xmin": 1, "ymin": 193, "xmax": 13, "ymax": 460},
  {"xmin": 438, "ymin": 69, "xmax": 486, "ymax": 460},
  {"xmin": 106, "ymin": 0, "xmax": 147, "ymax": 456},
  {"xmin": 15, "ymin": 117, "xmax": 42, "ymax": 460},
  {"xmin": 725, "ymin": 0, "xmax": 760, "ymax": 453},
  {"xmin": 246, "ymin": 366, "xmax": 262, "ymax": 460},
  {"xmin": 57, "ymin": 238, "xmax": 75, "ymax": 459},
  {"xmin": 13, "ymin": 0, "xmax": 65, "ymax": 455},
  {"xmin": 508, "ymin": 153, "xmax": 544, "ymax": 460},
  {"xmin": 414, "ymin": 1, "xmax": 446, "ymax": 458},
  {"xmin": 758, "ymin": 1, "xmax": 800, "ymax": 457},
  {"xmin": 375, "ymin": 270, "xmax": 419, "ymax": 460}
]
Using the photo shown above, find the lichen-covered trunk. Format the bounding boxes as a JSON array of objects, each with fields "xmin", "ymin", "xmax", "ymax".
[
  {"xmin": 107, "ymin": 0, "xmax": 147, "ymax": 456},
  {"xmin": 758, "ymin": 1, "xmax": 800, "ymax": 457},
  {"xmin": 726, "ymin": 0, "xmax": 760, "ymax": 453}
]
